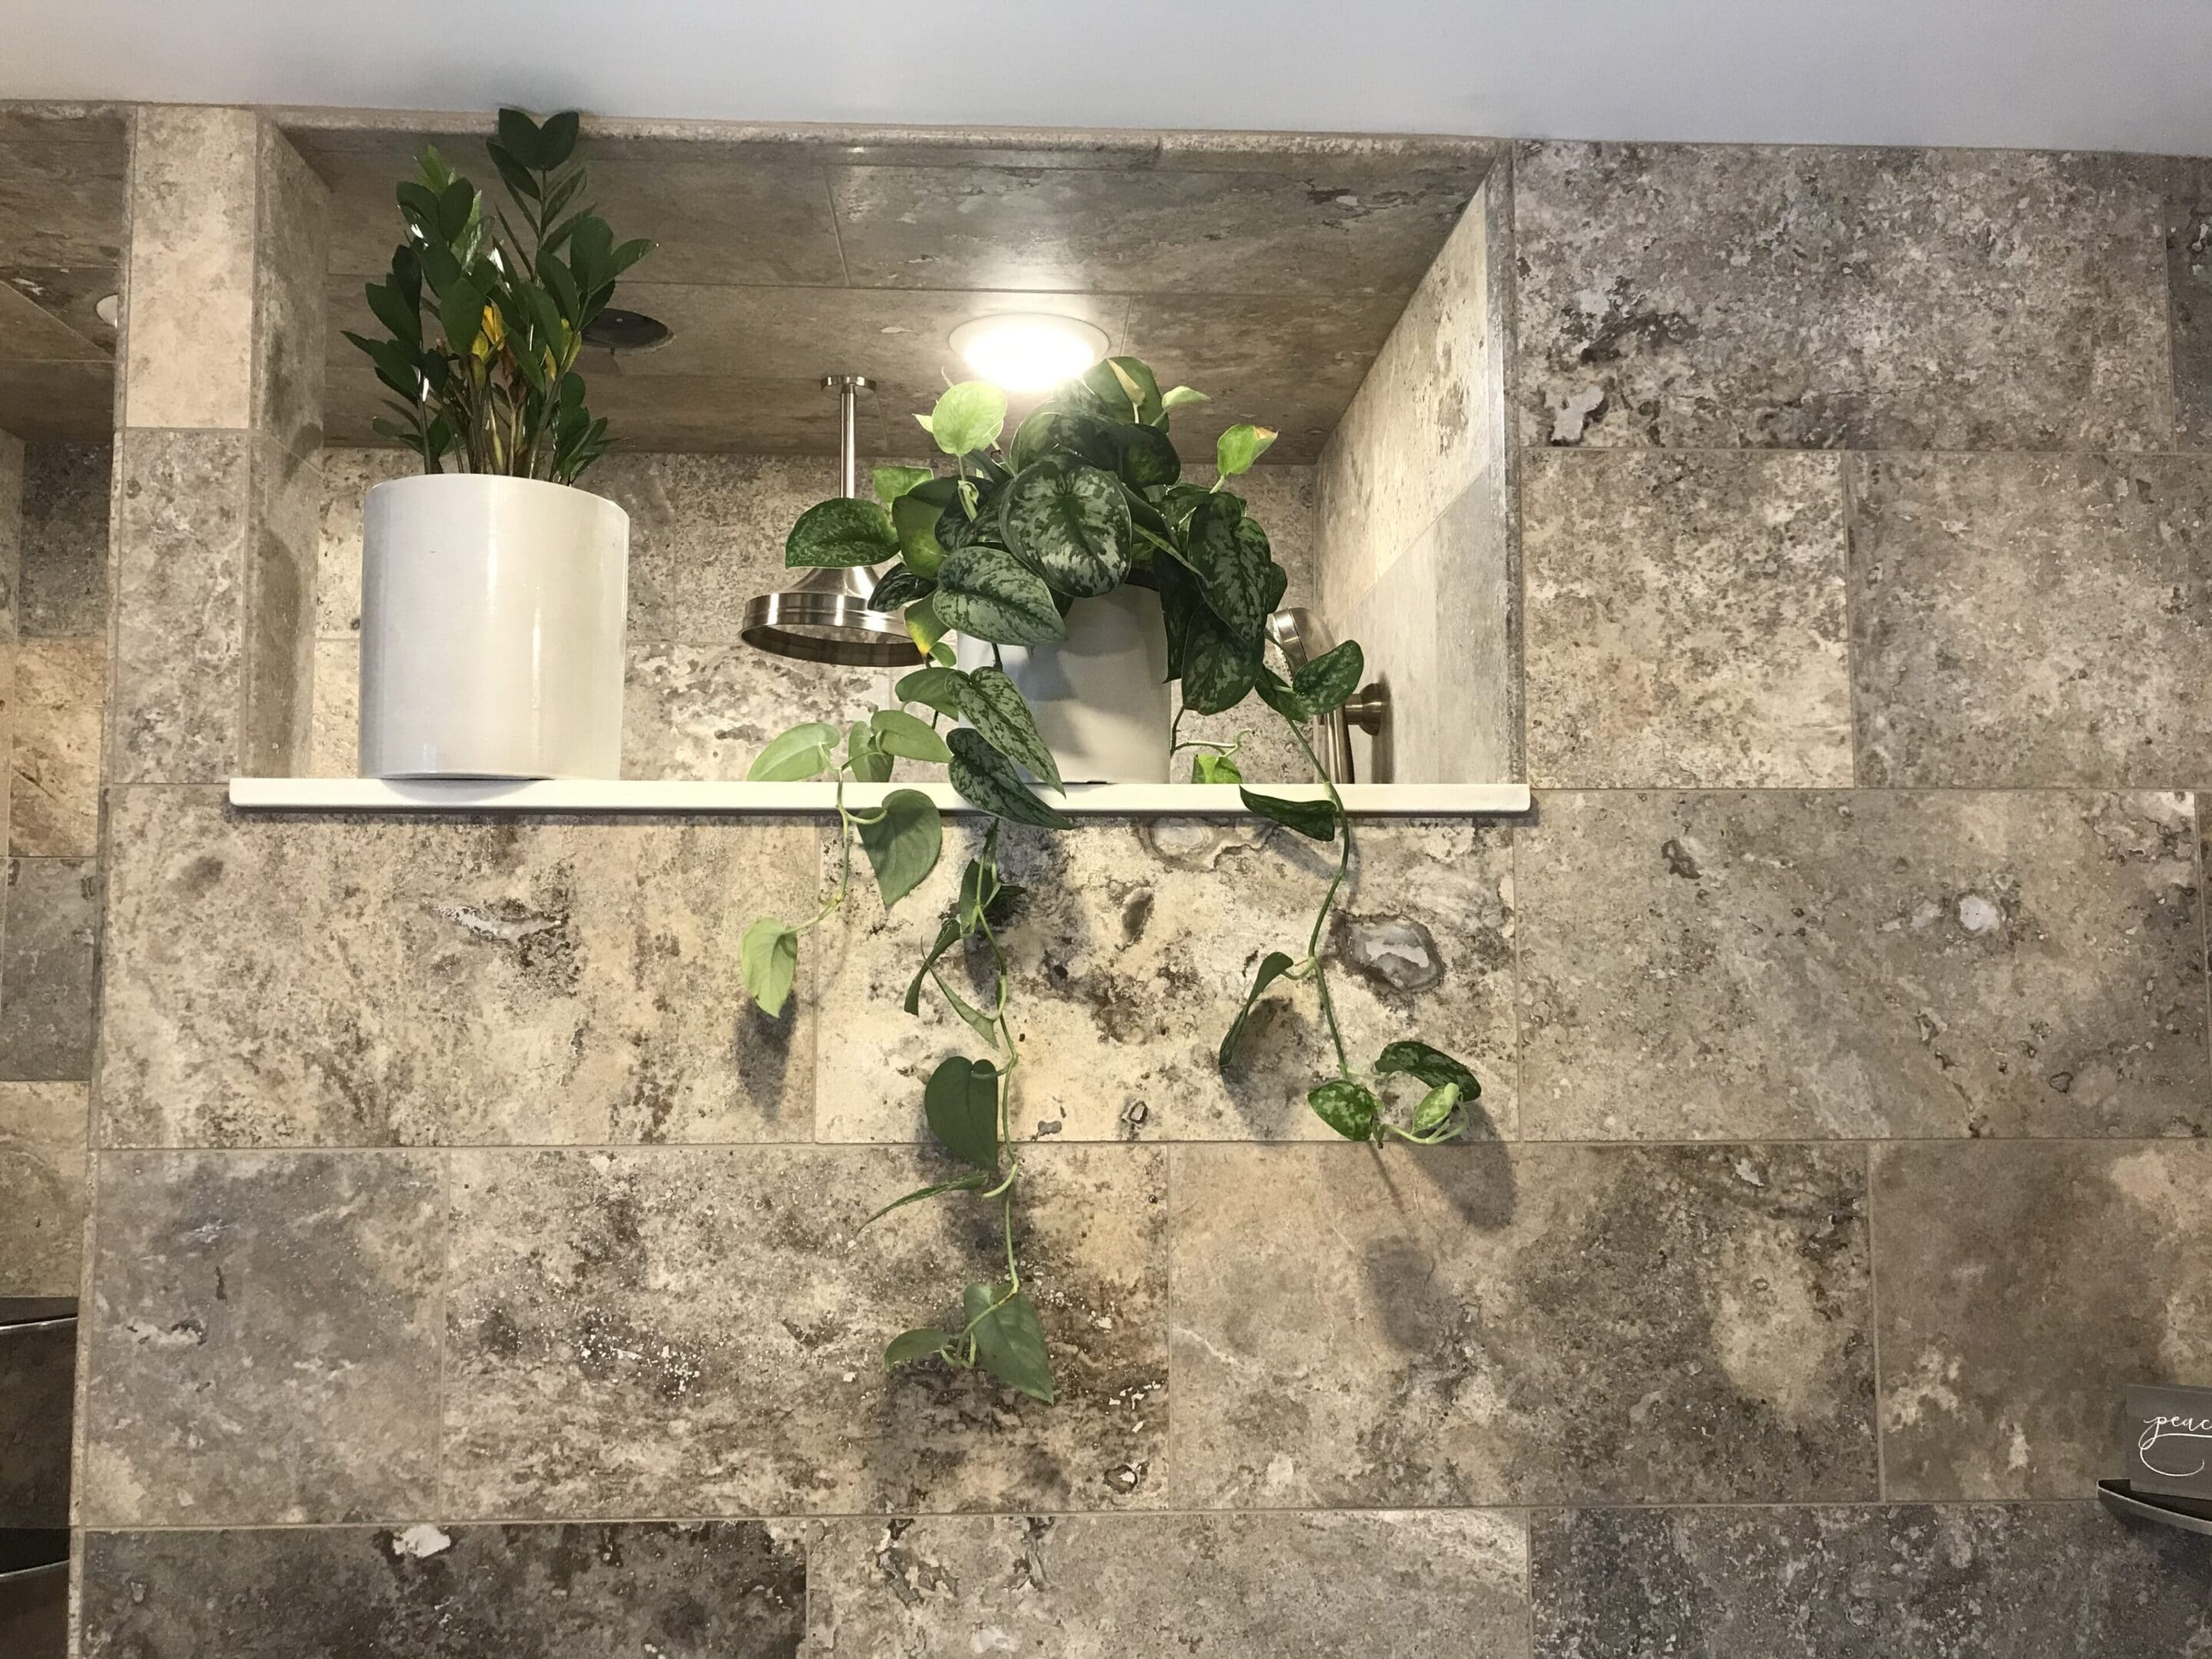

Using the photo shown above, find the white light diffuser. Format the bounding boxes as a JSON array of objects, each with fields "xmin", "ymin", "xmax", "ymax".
[{"xmin": 949, "ymin": 313, "xmax": 1110, "ymax": 393}]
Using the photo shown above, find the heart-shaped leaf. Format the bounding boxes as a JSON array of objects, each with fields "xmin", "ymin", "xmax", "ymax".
[
  {"xmin": 739, "ymin": 919, "xmax": 799, "ymax": 1018},
  {"xmin": 867, "ymin": 565, "xmax": 935, "ymax": 612},
  {"xmin": 846, "ymin": 720, "xmax": 893, "ymax": 782},
  {"xmin": 1112, "ymin": 422, "xmax": 1181, "ymax": 488},
  {"xmin": 859, "ymin": 787, "xmax": 942, "ymax": 906},
  {"xmin": 870, "ymin": 709, "xmax": 953, "ymax": 765},
  {"xmin": 959, "ymin": 667, "xmax": 1061, "ymax": 790},
  {"xmin": 892, "ymin": 492, "xmax": 950, "ymax": 578},
  {"xmin": 935, "ymin": 545, "xmax": 1068, "ymax": 647},
  {"xmin": 1177, "ymin": 614, "xmax": 1264, "ymax": 715},
  {"xmin": 1160, "ymin": 385, "xmax": 1209, "ymax": 413},
  {"xmin": 1216, "ymin": 422, "xmax": 1277, "ymax": 476},
  {"xmin": 925, "ymin": 1055, "xmax": 1001, "ymax": 1171},
  {"xmin": 746, "ymin": 721, "xmax": 842, "ymax": 782},
  {"xmin": 1376, "ymin": 1040, "xmax": 1482, "ymax": 1099},
  {"xmin": 1293, "ymin": 640, "xmax": 1364, "ymax": 716},
  {"xmin": 874, "ymin": 464, "xmax": 934, "ymax": 505},
  {"xmin": 948, "ymin": 729, "xmax": 1075, "ymax": 829},
  {"xmin": 786, "ymin": 497, "xmax": 899, "ymax": 568},
  {"xmin": 1190, "ymin": 750, "xmax": 1243, "ymax": 784},
  {"xmin": 965, "ymin": 1283, "xmax": 1055, "ymax": 1402},
  {"xmin": 926, "ymin": 381, "xmax": 1008, "ymax": 456},
  {"xmin": 897, "ymin": 665, "xmax": 969, "ymax": 718},
  {"xmin": 1009, "ymin": 405, "xmax": 1119, "ymax": 472},
  {"xmin": 1308, "ymin": 1078, "xmax": 1382, "ymax": 1142},
  {"xmin": 1000, "ymin": 462, "xmax": 1132, "ymax": 598},
  {"xmin": 1185, "ymin": 495, "xmax": 1274, "ymax": 640},
  {"xmin": 1241, "ymin": 788, "xmax": 1339, "ymax": 842},
  {"xmin": 1220, "ymin": 949, "xmax": 1296, "ymax": 1068}
]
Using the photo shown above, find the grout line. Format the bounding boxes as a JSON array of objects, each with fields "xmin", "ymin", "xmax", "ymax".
[
  {"xmin": 81, "ymin": 1131, "xmax": 2212, "ymax": 1155},
  {"xmin": 1866, "ymin": 1140, "xmax": 1888, "ymax": 1502},
  {"xmin": 1838, "ymin": 451, "xmax": 1866, "ymax": 787},
  {"xmin": 431, "ymin": 1146, "xmax": 450, "ymax": 1516},
  {"xmin": 70, "ymin": 1493, "xmax": 2118, "ymax": 1534}
]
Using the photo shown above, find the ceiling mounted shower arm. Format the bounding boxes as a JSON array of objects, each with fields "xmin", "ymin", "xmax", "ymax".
[
  {"xmin": 739, "ymin": 373, "xmax": 912, "ymax": 667},
  {"xmin": 1265, "ymin": 608, "xmax": 1389, "ymax": 785}
]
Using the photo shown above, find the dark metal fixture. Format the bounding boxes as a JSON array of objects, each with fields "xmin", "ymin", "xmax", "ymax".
[
  {"xmin": 580, "ymin": 307, "xmax": 671, "ymax": 352},
  {"xmin": 1267, "ymin": 608, "xmax": 1388, "ymax": 783},
  {"xmin": 740, "ymin": 376, "xmax": 915, "ymax": 667}
]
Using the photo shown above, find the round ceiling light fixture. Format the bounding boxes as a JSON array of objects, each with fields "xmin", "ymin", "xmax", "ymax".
[{"xmin": 949, "ymin": 313, "xmax": 1110, "ymax": 393}]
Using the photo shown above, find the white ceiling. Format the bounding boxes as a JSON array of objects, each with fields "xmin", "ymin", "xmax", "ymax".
[{"xmin": 5, "ymin": 0, "xmax": 2212, "ymax": 156}]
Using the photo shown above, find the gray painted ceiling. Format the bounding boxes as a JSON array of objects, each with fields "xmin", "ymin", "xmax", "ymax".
[
  {"xmin": 5, "ymin": 1, "xmax": 2212, "ymax": 156},
  {"xmin": 304, "ymin": 118, "xmax": 1492, "ymax": 460}
]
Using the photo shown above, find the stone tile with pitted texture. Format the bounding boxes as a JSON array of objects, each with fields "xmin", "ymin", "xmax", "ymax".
[
  {"xmin": 97, "ymin": 790, "xmax": 816, "ymax": 1146},
  {"xmin": 442, "ymin": 1144, "xmax": 1167, "ymax": 1518},
  {"xmin": 1517, "ymin": 790, "xmax": 2209, "ymax": 1140},
  {"xmin": 1169, "ymin": 1142, "xmax": 1873, "ymax": 1508}
]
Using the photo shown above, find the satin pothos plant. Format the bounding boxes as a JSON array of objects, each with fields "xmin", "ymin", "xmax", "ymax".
[{"xmin": 738, "ymin": 357, "xmax": 1479, "ymax": 1404}]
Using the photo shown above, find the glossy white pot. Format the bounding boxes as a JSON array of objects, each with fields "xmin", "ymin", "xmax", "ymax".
[
  {"xmin": 358, "ymin": 474, "xmax": 628, "ymax": 779},
  {"xmin": 957, "ymin": 585, "xmax": 1172, "ymax": 783}
]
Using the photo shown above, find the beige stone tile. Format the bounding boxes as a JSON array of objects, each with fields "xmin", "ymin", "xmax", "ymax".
[
  {"xmin": 81, "ymin": 1523, "xmax": 808, "ymax": 1654},
  {"xmin": 815, "ymin": 818, "xmax": 1516, "ymax": 1144},
  {"xmin": 1523, "ymin": 451, "xmax": 1852, "ymax": 788},
  {"xmin": 1851, "ymin": 453, "xmax": 2212, "ymax": 787},
  {"xmin": 1516, "ymin": 142, "xmax": 2171, "ymax": 451},
  {"xmin": 97, "ymin": 788, "xmax": 818, "ymax": 1146},
  {"xmin": 1518, "ymin": 790, "xmax": 2210, "ymax": 1141},
  {"xmin": 1876, "ymin": 1141, "xmax": 2212, "ymax": 1498},
  {"xmin": 80, "ymin": 1149, "xmax": 442, "ymax": 1524},
  {"xmin": 0, "ymin": 1081, "xmax": 86, "ymax": 1296},
  {"xmin": 442, "ymin": 1144, "xmax": 1167, "ymax": 1517},
  {"xmin": 1532, "ymin": 1505, "xmax": 2212, "ymax": 1655},
  {"xmin": 0, "ymin": 856, "xmax": 98, "ymax": 1081},
  {"xmin": 306, "ymin": 636, "xmax": 356, "ymax": 777},
  {"xmin": 108, "ymin": 427, "xmax": 250, "ymax": 783},
  {"xmin": 806, "ymin": 1510, "xmax": 1528, "ymax": 1656},
  {"xmin": 18, "ymin": 439, "xmax": 108, "ymax": 637},
  {"xmin": 121, "ymin": 105, "xmax": 257, "ymax": 432},
  {"xmin": 10, "ymin": 636, "xmax": 102, "ymax": 855},
  {"xmin": 1168, "ymin": 1142, "xmax": 1875, "ymax": 1508}
]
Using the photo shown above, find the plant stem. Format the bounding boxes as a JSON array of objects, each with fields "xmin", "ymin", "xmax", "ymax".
[{"xmin": 1285, "ymin": 714, "xmax": 1354, "ymax": 1079}]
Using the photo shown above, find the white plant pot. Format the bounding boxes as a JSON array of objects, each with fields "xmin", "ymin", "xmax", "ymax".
[
  {"xmin": 358, "ymin": 474, "xmax": 629, "ymax": 779},
  {"xmin": 957, "ymin": 585, "xmax": 1172, "ymax": 783}
]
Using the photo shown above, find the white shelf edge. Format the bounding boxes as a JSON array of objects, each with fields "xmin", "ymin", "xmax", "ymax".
[{"xmin": 227, "ymin": 778, "xmax": 1532, "ymax": 816}]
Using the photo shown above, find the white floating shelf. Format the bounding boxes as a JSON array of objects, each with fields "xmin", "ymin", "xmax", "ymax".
[{"xmin": 228, "ymin": 778, "xmax": 1532, "ymax": 817}]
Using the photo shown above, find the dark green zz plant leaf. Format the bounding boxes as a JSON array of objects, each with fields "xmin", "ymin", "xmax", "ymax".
[{"xmin": 1000, "ymin": 462, "xmax": 1132, "ymax": 598}]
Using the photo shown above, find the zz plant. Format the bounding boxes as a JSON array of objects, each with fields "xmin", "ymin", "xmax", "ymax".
[
  {"xmin": 740, "ymin": 358, "xmax": 1479, "ymax": 1404},
  {"xmin": 345, "ymin": 108, "xmax": 654, "ymax": 482}
]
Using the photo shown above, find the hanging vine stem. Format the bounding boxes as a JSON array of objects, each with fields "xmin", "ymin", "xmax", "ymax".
[{"xmin": 738, "ymin": 359, "xmax": 1488, "ymax": 1409}]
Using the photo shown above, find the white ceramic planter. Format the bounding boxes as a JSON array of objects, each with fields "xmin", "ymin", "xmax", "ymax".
[
  {"xmin": 957, "ymin": 585, "xmax": 1172, "ymax": 783},
  {"xmin": 358, "ymin": 474, "xmax": 629, "ymax": 779}
]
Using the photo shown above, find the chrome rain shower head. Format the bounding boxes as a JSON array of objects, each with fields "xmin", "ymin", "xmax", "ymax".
[{"xmin": 740, "ymin": 374, "xmax": 915, "ymax": 667}]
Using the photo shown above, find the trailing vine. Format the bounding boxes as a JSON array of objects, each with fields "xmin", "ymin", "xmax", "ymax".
[{"xmin": 739, "ymin": 358, "xmax": 1477, "ymax": 1404}]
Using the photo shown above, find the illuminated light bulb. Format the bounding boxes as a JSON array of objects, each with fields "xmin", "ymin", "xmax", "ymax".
[{"xmin": 949, "ymin": 313, "xmax": 1111, "ymax": 393}]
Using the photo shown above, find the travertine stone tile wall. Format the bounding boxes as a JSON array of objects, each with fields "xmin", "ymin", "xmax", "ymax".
[
  {"xmin": 0, "ymin": 435, "xmax": 107, "ymax": 1297},
  {"xmin": 1505, "ymin": 137, "xmax": 2212, "ymax": 1650},
  {"xmin": 1314, "ymin": 164, "xmax": 1517, "ymax": 784},
  {"xmin": 65, "ymin": 117, "xmax": 2212, "ymax": 1658}
]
